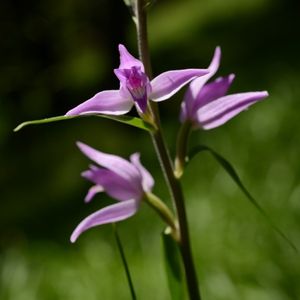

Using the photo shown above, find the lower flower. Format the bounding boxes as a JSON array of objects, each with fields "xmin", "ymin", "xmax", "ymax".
[{"xmin": 70, "ymin": 142, "xmax": 154, "ymax": 243}]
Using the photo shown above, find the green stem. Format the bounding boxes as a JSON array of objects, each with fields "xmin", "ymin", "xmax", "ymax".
[
  {"xmin": 175, "ymin": 121, "xmax": 192, "ymax": 178},
  {"xmin": 145, "ymin": 192, "xmax": 179, "ymax": 241},
  {"xmin": 113, "ymin": 224, "xmax": 137, "ymax": 300},
  {"xmin": 135, "ymin": 0, "xmax": 152, "ymax": 78},
  {"xmin": 134, "ymin": 1, "xmax": 202, "ymax": 299},
  {"xmin": 151, "ymin": 129, "xmax": 201, "ymax": 300}
]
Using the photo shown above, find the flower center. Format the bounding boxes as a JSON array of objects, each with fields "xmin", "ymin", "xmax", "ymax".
[{"xmin": 125, "ymin": 67, "xmax": 149, "ymax": 113}]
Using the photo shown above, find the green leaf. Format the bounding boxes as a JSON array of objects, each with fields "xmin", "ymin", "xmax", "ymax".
[
  {"xmin": 113, "ymin": 224, "xmax": 137, "ymax": 300},
  {"xmin": 14, "ymin": 114, "xmax": 151, "ymax": 132},
  {"xmin": 162, "ymin": 230, "xmax": 184, "ymax": 300},
  {"xmin": 189, "ymin": 145, "xmax": 297, "ymax": 252}
]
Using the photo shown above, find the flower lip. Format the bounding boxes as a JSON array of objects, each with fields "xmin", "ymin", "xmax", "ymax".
[
  {"xmin": 115, "ymin": 66, "xmax": 150, "ymax": 113},
  {"xmin": 126, "ymin": 67, "xmax": 148, "ymax": 95}
]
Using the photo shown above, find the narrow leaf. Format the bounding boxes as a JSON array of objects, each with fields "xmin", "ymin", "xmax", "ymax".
[
  {"xmin": 14, "ymin": 114, "xmax": 151, "ymax": 132},
  {"xmin": 189, "ymin": 145, "xmax": 297, "ymax": 252},
  {"xmin": 162, "ymin": 229, "xmax": 184, "ymax": 300},
  {"xmin": 113, "ymin": 224, "xmax": 137, "ymax": 300}
]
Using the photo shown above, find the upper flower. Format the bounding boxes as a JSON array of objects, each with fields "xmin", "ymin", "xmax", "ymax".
[
  {"xmin": 180, "ymin": 47, "xmax": 269, "ymax": 129},
  {"xmin": 66, "ymin": 44, "xmax": 209, "ymax": 116},
  {"xmin": 70, "ymin": 141, "xmax": 154, "ymax": 243}
]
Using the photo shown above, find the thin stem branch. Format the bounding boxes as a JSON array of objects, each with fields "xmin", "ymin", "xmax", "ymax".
[
  {"xmin": 175, "ymin": 121, "xmax": 192, "ymax": 178},
  {"xmin": 134, "ymin": 1, "xmax": 202, "ymax": 299},
  {"xmin": 145, "ymin": 192, "xmax": 179, "ymax": 242},
  {"xmin": 135, "ymin": 0, "xmax": 152, "ymax": 78},
  {"xmin": 113, "ymin": 224, "xmax": 137, "ymax": 300}
]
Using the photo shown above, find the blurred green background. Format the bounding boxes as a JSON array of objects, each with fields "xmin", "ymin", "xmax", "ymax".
[{"xmin": 1, "ymin": 0, "xmax": 300, "ymax": 299}]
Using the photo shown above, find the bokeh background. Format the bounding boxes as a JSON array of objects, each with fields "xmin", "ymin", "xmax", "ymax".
[{"xmin": 1, "ymin": 0, "xmax": 300, "ymax": 299}]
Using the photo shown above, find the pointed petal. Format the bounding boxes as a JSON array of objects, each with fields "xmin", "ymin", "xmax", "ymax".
[
  {"xmin": 189, "ymin": 46, "xmax": 221, "ymax": 97},
  {"xmin": 196, "ymin": 91, "xmax": 269, "ymax": 130},
  {"xmin": 118, "ymin": 44, "xmax": 144, "ymax": 71},
  {"xmin": 84, "ymin": 185, "xmax": 104, "ymax": 203},
  {"xmin": 150, "ymin": 68, "xmax": 209, "ymax": 102},
  {"xmin": 180, "ymin": 47, "xmax": 221, "ymax": 120},
  {"xmin": 70, "ymin": 199, "xmax": 139, "ymax": 242},
  {"xmin": 66, "ymin": 90, "xmax": 133, "ymax": 116},
  {"xmin": 130, "ymin": 153, "xmax": 154, "ymax": 192},
  {"xmin": 210, "ymin": 46, "xmax": 221, "ymax": 71},
  {"xmin": 195, "ymin": 74, "xmax": 235, "ymax": 109},
  {"xmin": 77, "ymin": 142, "xmax": 141, "ymax": 183},
  {"xmin": 82, "ymin": 167, "xmax": 142, "ymax": 201}
]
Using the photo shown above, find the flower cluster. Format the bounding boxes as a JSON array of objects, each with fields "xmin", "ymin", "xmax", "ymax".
[{"xmin": 68, "ymin": 45, "xmax": 268, "ymax": 242}]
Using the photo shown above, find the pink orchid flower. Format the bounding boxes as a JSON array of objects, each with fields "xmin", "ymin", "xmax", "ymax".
[
  {"xmin": 66, "ymin": 44, "xmax": 209, "ymax": 116},
  {"xmin": 71, "ymin": 142, "xmax": 154, "ymax": 243},
  {"xmin": 180, "ymin": 47, "xmax": 269, "ymax": 129}
]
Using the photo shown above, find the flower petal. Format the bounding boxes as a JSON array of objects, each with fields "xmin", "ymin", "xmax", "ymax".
[
  {"xmin": 66, "ymin": 90, "xmax": 133, "ymax": 116},
  {"xmin": 84, "ymin": 185, "xmax": 104, "ymax": 203},
  {"xmin": 118, "ymin": 44, "xmax": 144, "ymax": 71},
  {"xmin": 130, "ymin": 153, "xmax": 154, "ymax": 192},
  {"xmin": 180, "ymin": 47, "xmax": 221, "ymax": 120},
  {"xmin": 77, "ymin": 142, "xmax": 141, "ymax": 183},
  {"xmin": 70, "ymin": 199, "xmax": 139, "ymax": 243},
  {"xmin": 194, "ymin": 74, "xmax": 235, "ymax": 109},
  {"xmin": 196, "ymin": 91, "xmax": 269, "ymax": 130},
  {"xmin": 188, "ymin": 47, "xmax": 221, "ymax": 98},
  {"xmin": 150, "ymin": 68, "xmax": 209, "ymax": 102},
  {"xmin": 82, "ymin": 167, "xmax": 142, "ymax": 201}
]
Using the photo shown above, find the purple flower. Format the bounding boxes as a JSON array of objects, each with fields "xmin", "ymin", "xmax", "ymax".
[
  {"xmin": 180, "ymin": 47, "xmax": 269, "ymax": 129},
  {"xmin": 70, "ymin": 142, "xmax": 154, "ymax": 243},
  {"xmin": 66, "ymin": 44, "xmax": 208, "ymax": 116}
]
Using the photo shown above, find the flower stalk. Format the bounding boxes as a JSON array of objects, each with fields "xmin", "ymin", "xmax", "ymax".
[
  {"xmin": 135, "ymin": 1, "xmax": 202, "ymax": 299},
  {"xmin": 145, "ymin": 192, "xmax": 179, "ymax": 242},
  {"xmin": 175, "ymin": 121, "xmax": 193, "ymax": 179}
]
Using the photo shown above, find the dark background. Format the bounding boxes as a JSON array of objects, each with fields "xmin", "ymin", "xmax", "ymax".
[{"xmin": 1, "ymin": 0, "xmax": 300, "ymax": 299}]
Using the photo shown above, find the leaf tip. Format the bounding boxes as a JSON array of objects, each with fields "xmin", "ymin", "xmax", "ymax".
[{"xmin": 13, "ymin": 123, "xmax": 24, "ymax": 132}]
